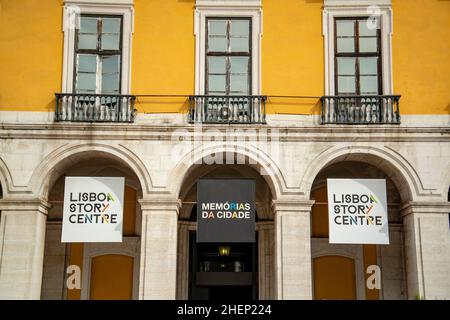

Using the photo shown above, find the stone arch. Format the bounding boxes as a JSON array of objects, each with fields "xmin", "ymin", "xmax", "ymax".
[
  {"xmin": 169, "ymin": 143, "xmax": 285, "ymax": 201},
  {"xmin": 0, "ymin": 157, "xmax": 13, "ymax": 197},
  {"xmin": 302, "ymin": 145, "xmax": 418, "ymax": 202},
  {"xmin": 30, "ymin": 142, "xmax": 152, "ymax": 200},
  {"xmin": 440, "ymin": 163, "xmax": 450, "ymax": 202}
]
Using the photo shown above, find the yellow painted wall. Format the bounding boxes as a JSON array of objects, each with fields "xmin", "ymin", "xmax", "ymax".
[
  {"xmin": 123, "ymin": 185, "xmax": 136, "ymax": 236},
  {"xmin": 313, "ymin": 256, "xmax": 356, "ymax": 300},
  {"xmin": 0, "ymin": 0, "xmax": 63, "ymax": 111},
  {"xmin": 132, "ymin": 0, "xmax": 194, "ymax": 113},
  {"xmin": 311, "ymin": 186, "xmax": 329, "ymax": 237},
  {"xmin": 90, "ymin": 255, "xmax": 134, "ymax": 300},
  {"xmin": 0, "ymin": 0, "xmax": 448, "ymax": 115},
  {"xmin": 67, "ymin": 243, "xmax": 83, "ymax": 300},
  {"xmin": 262, "ymin": 0, "xmax": 323, "ymax": 115},
  {"xmin": 392, "ymin": 0, "xmax": 450, "ymax": 114},
  {"xmin": 363, "ymin": 244, "xmax": 380, "ymax": 300}
]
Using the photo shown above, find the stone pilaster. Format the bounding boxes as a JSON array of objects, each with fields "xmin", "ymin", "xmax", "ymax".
[
  {"xmin": 138, "ymin": 198, "xmax": 180, "ymax": 300},
  {"xmin": 400, "ymin": 202, "xmax": 450, "ymax": 300},
  {"xmin": 0, "ymin": 198, "xmax": 50, "ymax": 299},
  {"xmin": 272, "ymin": 199, "xmax": 314, "ymax": 300}
]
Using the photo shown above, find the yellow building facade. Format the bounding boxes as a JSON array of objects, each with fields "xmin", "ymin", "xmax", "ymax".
[
  {"xmin": 0, "ymin": 0, "xmax": 449, "ymax": 300},
  {"xmin": 1, "ymin": 0, "xmax": 449, "ymax": 114}
]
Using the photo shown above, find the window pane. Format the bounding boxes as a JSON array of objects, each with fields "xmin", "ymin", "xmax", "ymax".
[
  {"xmin": 360, "ymin": 75, "xmax": 378, "ymax": 94},
  {"xmin": 102, "ymin": 18, "xmax": 121, "ymax": 34},
  {"xmin": 208, "ymin": 91, "xmax": 226, "ymax": 96},
  {"xmin": 230, "ymin": 74, "xmax": 248, "ymax": 93},
  {"xmin": 230, "ymin": 37, "xmax": 249, "ymax": 52},
  {"xmin": 230, "ymin": 20, "xmax": 249, "ymax": 37},
  {"xmin": 208, "ymin": 56, "xmax": 226, "ymax": 74},
  {"xmin": 101, "ymin": 34, "xmax": 120, "ymax": 50},
  {"xmin": 208, "ymin": 75, "xmax": 226, "ymax": 92},
  {"xmin": 102, "ymin": 55, "xmax": 120, "ymax": 74},
  {"xmin": 208, "ymin": 37, "xmax": 227, "ymax": 52},
  {"xmin": 102, "ymin": 74, "xmax": 120, "ymax": 93},
  {"xmin": 359, "ymin": 19, "xmax": 378, "ymax": 36},
  {"xmin": 336, "ymin": 20, "xmax": 354, "ymax": 37},
  {"xmin": 78, "ymin": 34, "xmax": 97, "ymax": 50},
  {"xmin": 359, "ymin": 57, "xmax": 378, "ymax": 75},
  {"xmin": 230, "ymin": 57, "xmax": 249, "ymax": 74},
  {"xmin": 359, "ymin": 37, "xmax": 377, "ymax": 52},
  {"xmin": 76, "ymin": 73, "xmax": 96, "ymax": 91},
  {"xmin": 78, "ymin": 54, "xmax": 97, "ymax": 73},
  {"xmin": 209, "ymin": 20, "xmax": 227, "ymax": 35},
  {"xmin": 337, "ymin": 57, "xmax": 355, "ymax": 76},
  {"xmin": 80, "ymin": 17, "xmax": 97, "ymax": 33},
  {"xmin": 337, "ymin": 37, "xmax": 355, "ymax": 53},
  {"xmin": 338, "ymin": 76, "xmax": 356, "ymax": 94}
]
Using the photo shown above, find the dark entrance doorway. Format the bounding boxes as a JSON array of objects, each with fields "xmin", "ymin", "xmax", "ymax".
[{"xmin": 188, "ymin": 232, "xmax": 258, "ymax": 300}]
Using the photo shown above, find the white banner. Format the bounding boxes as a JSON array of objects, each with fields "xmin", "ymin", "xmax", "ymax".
[
  {"xmin": 327, "ymin": 179, "xmax": 389, "ymax": 244},
  {"xmin": 62, "ymin": 177, "xmax": 124, "ymax": 243}
]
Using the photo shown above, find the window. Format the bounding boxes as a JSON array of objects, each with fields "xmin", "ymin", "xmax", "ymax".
[
  {"xmin": 322, "ymin": 0, "xmax": 393, "ymax": 96},
  {"xmin": 193, "ymin": 1, "xmax": 262, "ymax": 96},
  {"xmin": 205, "ymin": 18, "xmax": 251, "ymax": 96},
  {"xmin": 191, "ymin": 1, "xmax": 263, "ymax": 123},
  {"xmin": 74, "ymin": 15, "xmax": 123, "ymax": 94},
  {"xmin": 334, "ymin": 17, "xmax": 382, "ymax": 96},
  {"xmin": 61, "ymin": 2, "xmax": 133, "ymax": 95}
]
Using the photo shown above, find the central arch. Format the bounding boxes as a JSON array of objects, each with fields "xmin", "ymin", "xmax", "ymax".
[
  {"xmin": 169, "ymin": 143, "xmax": 285, "ymax": 200},
  {"xmin": 174, "ymin": 148, "xmax": 278, "ymax": 300}
]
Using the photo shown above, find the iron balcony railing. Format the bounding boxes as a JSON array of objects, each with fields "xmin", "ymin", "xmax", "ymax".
[
  {"xmin": 321, "ymin": 95, "xmax": 401, "ymax": 124},
  {"xmin": 55, "ymin": 93, "xmax": 136, "ymax": 122},
  {"xmin": 188, "ymin": 95, "xmax": 267, "ymax": 124}
]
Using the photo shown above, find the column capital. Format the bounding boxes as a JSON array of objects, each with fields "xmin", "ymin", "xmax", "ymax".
[
  {"xmin": 271, "ymin": 199, "xmax": 315, "ymax": 214},
  {"xmin": 0, "ymin": 197, "xmax": 51, "ymax": 215},
  {"xmin": 138, "ymin": 197, "xmax": 181, "ymax": 213},
  {"xmin": 400, "ymin": 201, "xmax": 450, "ymax": 217}
]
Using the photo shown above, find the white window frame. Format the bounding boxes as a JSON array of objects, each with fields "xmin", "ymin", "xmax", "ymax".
[
  {"xmin": 194, "ymin": 1, "xmax": 263, "ymax": 95},
  {"xmin": 62, "ymin": 0, "xmax": 134, "ymax": 94},
  {"xmin": 323, "ymin": 0, "xmax": 393, "ymax": 95}
]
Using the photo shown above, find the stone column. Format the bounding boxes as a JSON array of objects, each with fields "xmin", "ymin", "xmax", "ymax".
[
  {"xmin": 272, "ymin": 199, "xmax": 314, "ymax": 300},
  {"xmin": 401, "ymin": 202, "xmax": 450, "ymax": 300},
  {"xmin": 138, "ymin": 198, "xmax": 180, "ymax": 300},
  {"xmin": 257, "ymin": 221, "xmax": 275, "ymax": 300},
  {"xmin": 0, "ymin": 198, "xmax": 49, "ymax": 299}
]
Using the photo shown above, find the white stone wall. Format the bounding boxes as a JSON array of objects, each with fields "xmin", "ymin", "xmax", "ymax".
[
  {"xmin": 0, "ymin": 112, "xmax": 449, "ymax": 299},
  {"xmin": 41, "ymin": 222, "xmax": 67, "ymax": 300}
]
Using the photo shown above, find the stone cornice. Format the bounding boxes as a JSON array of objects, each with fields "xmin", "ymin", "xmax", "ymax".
[
  {"xmin": 138, "ymin": 198, "xmax": 182, "ymax": 213},
  {"xmin": 400, "ymin": 201, "xmax": 450, "ymax": 217},
  {"xmin": 0, "ymin": 198, "xmax": 51, "ymax": 215},
  {"xmin": 1, "ymin": 123, "xmax": 449, "ymax": 143},
  {"xmin": 271, "ymin": 199, "xmax": 315, "ymax": 213}
]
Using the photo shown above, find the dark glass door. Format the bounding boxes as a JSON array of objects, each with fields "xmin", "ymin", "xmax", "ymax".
[{"xmin": 188, "ymin": 231, "xmax": 258, "ymax": 300}]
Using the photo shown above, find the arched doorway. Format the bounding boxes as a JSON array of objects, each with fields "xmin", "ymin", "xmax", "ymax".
[
  {"xmin": 40, "ymin": 153, "xmax": 142, "ymax": 300},
  {"xmin": 313, "ymin": 256, "xmax": 356, "ymax": 300},
  {"xmin": 176, "ymin": 161, "xmax": 275, "ymax": 300},
  {"xmin": 310, "ymin": 160, "xmax": 407, "ymax": 300}
]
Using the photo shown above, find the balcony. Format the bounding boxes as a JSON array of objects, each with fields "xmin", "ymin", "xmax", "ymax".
[
  {"xmin": 55, "ymin": 93, "xmax": 136, "ymax": 122},
  {"xmin": 188, "ymin": 95, "xmax": 267, "ymax": 124},
  {"xmin": 321, "ymin": 95, "xmax": 401, "ymax": 125}
]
